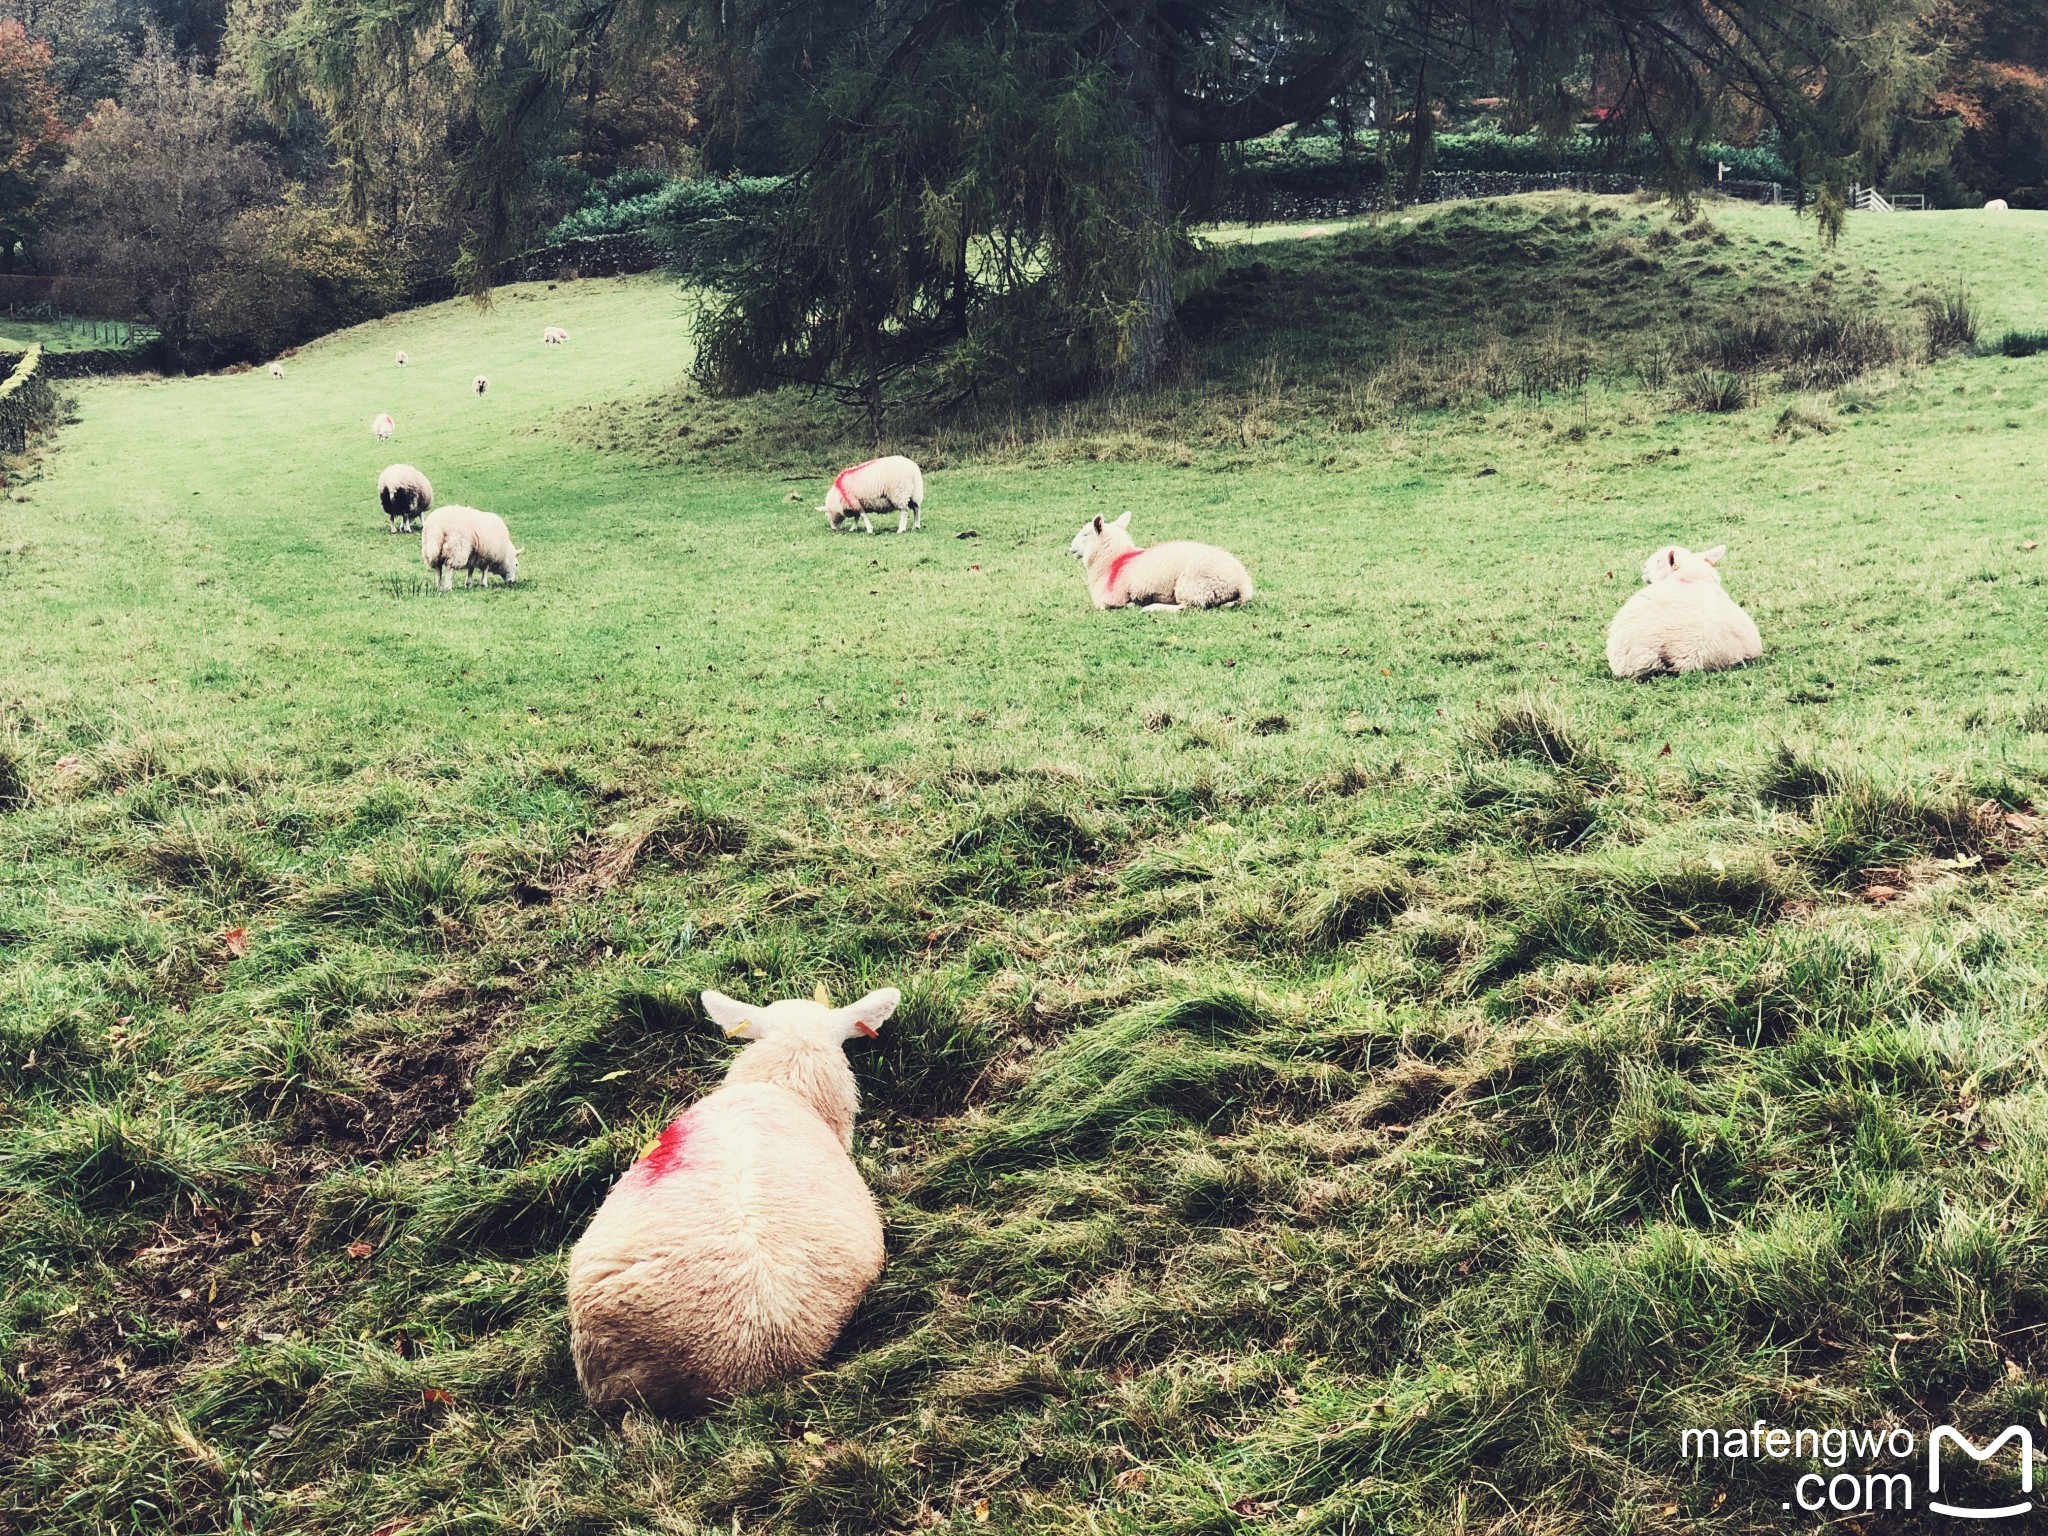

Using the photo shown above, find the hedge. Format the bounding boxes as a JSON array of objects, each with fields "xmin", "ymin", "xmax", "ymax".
[{"xmin": 0, "ymin": 344, "xmax": 57, "ymax": 452}]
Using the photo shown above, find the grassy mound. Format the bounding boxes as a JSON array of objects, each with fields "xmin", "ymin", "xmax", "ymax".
[{"xmin": 5, "ymin": 200, "xmax": 2048, "ymax": 1533}]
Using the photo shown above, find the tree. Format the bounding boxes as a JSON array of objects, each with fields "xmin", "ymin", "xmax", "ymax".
[
  {"xmin": 0, "ymin": 19, "xmax": 64, "ymax": 266},
  {"xmin": 256, "ymin": 0, "xmax": 1944, "ymax": 414},
  {"xmin": 48, "ymin": 34, "xmax": 276, "ymax": 362}
]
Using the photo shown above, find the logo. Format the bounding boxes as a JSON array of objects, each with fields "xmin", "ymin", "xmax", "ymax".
[
  {"xmin": 1928, "ymin": 1426, "xmax": 2033, "ymax": 1520},
  {"xmin": 1678, "ymin": 1420, "xmax": 2036, "ymax": 1519}
]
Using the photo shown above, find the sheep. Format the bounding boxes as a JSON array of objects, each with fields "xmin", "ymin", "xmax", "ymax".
[
  {"xmin": 421, "ymin": 504, "xmax": 521, "ymax": 590},
  {"xmin": 821, "ymin": 455, "xmax": 923, "ymax": 534},
  {"xmin": 542, "ymin": 327, "xmax": 570, "ymax": 345},
  {"xmin": 568, "ymin": 985, "xmax": 900, "ymax": 1414},
  {"xmin": 1069, "ymin": 511, "xmax": 1254, "ymax": 611},
  {"xmin": 396, "ymin": 350, "xmax": 409, "ymax": 367},
  {"xmin": 473, "ymin": 375, "xmax": 489, "ymax": 396},
  {"xmin": 377, "ymin": 463, "xmax": 433, "ymax": 534},
  {"xmin": 1986, "ymin": 199, "xmax": 2010, "ymax": 212},
  {"xmin": 371, "ymin": 413, "xmax": 396, "ymax": 441},
  {"xmin": 268, "ymin": 362, "xmax": 285, "ymax": 379},
  {"xmin": 1605, "ymin": 543, "xmax": 1762, "ymax": 679}
]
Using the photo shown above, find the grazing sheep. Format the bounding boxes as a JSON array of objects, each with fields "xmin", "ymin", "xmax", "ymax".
[
  {"xmin": 542, "ymin": 327, "xmax": 569, "ymax": 345},
  {"xmin": 396, "ymin": 350, "xmax": 409, "ymax": 367},
  {"xmin": 268, "ymin": 362, "xmax": 284, "ymax": 379},
  {"xmin": 377, "ymin": 463, "xmax": 433, "ymax": 534},
  {"xmin": 473, "ymin": 375, "xmax": 488, "ymax": 396},
  {"xmin": 1986, "ymin": 199, "xmax": 2010, "ymax": 212},
  {"xmin": 1069, "ymin": 511, "xmax": 1254, "ymax": 611},
  {"xmin": 1606, "ymin": 543, "xmax": 1762, "ymax": 679},
  {"xmin": 421, "ymin": 505, "xmax": 520, "ymax": 590},
  {"xmin": 822, "ymin": 455, "xmax": 924, "ymax": 534},
  {"xmin": 569, "ymin": 985, "xmax": 899, "ymax": 1414},
  {"xmin": 371, "ymin": 413, "xmax": 396, "ymax": 441}
]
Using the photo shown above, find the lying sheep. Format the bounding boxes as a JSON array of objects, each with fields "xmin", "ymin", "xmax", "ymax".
[
  {"xmin": 268, "ymin": 362, "xmax": 285, "ymax": 379},
  {"xmin": 473, "ymin": 375, "xmax": 489, "ymax": 396},
  {"xmin": 1069, "ymin": 511, "xmax": 1254, "ymax": 611},
  {"xmin": 421, "ymin": 505, "xmax": 520, "ymax": 590},
  {"xmin": 377, "ymin": 463, "xmax": 433, "ymax": 534},
  {"xmin": 1606, "ymin": 543, "xmax": 1762, "ymax": 679},
  {"xmin": 371, "ymin": 413, "xmax": 396, "ymax": 440},
  {"xmin": 822, "ymin": 455, "xmax": 923, "ymax": 534},
  {"xmin": 396, "ymin": 350, "xmax": 409, "ymax": 367},
  {"xmin": 568, "ymin": 985, "xmax": 900, "ymax": 1413},
  {"xmin": 542, "ymin": 327, "xmax": 569, "ymax": 345}
]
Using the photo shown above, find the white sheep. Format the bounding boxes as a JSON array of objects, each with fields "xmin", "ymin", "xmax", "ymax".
[
  {"xmin": 396, "ymin": 350, "xmax": 409, "ymax": 367},
  {"xmin": 1069, "ymin": 511, "xmax": 1254, "ymax": 611},
  {"xmin": 371, "ymin": 413, "xmax": 396, "ymax": 440},
  {"xmin": 542, "ymin": 327, "xmax": 569, "ymax": 345},
  {"xmin": 473, "ymin": 375, "xmax": 489, "ymax": 396},
  {"xmin": 376, "ymin": 463, "xmax": 433, "ymax": 534},
  {"xmin": 1606, "ymin": 543, "xmax": 1762, "ymax": 679},
  {"xmin": 822, "ymin": 455, "xmax": 924, "ymax": 534},
  {"xmin": 568, "ymin": 985, "xmax": 900, "ymax": 1413},
  {"xmin": 268, "ymin": 362, "xmax": 284, "ymax": 378},
  {"xmin": 421, "ymin": 505, "xmax": 520, "ymax": 590},
  {"xmin": 1986, "ymin": 199, "xmax": 2010, "ymax": 212}
]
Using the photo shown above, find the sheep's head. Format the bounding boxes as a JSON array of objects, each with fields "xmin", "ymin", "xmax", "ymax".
[
  {"xmin": 821, "ymin": 486, "xmax": 849, "ymax": 528},
  {"xmin": 1642, "ymin": 544, "xmax": 1725, "ymax": 585},
  {"xmin": 507, "ymin": 546, "xmax": 523, "ymax": 584},
  {"xmin": 703, "ymin": 986, "xmax": 898, "ymax": 1049},
  {"xmin": 703, "ymin": 985, "xmax": 900, "ymax": 1141},
  {"xmin": 1069, "ymin": 510, "xmax": 1133, "ymax": 562}
]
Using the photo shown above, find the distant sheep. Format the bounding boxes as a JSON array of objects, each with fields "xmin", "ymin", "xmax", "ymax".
[
  {"xmin": 1069, "ymin": 511, "xmax": 1254, "ymax": 611},
  {"xmin": 1986, "ymin": 199, "xmax": 2010, "ymax": 212},
  {"xmin": 377, "ymin": 463, "xmax": 433, "ymax": 534},
  {"xmin": 1606, "ymin": 543, "xmax": 1762, "ymax": 679},
  {"xmin": 371, "ymin": 413, "xmax": 396, "ymax": 441},
  {"xmin": 568, "ymin": 985, "xmax": 900, "ymax": 1413},
  {"xmin": 421, "ymin": 505, "xmax": 520, "ymax": 590},
  {"xmin": 542, "ymin": 327, "xmax": 569, "ymax": 345},
  {"xmin": 396, "ymin": 350, "xmax": 409, "ymax": 367},
  {"xmin": 268, "ymin": 362, "xmax": 284, "ymax": 379},
  {"xmin": 822, "ymin": 455, "xmax": 923, "ymax": 533},
  {"xmin": 473, "ymin": 375, "xmax": 488, "ymax": 396}
]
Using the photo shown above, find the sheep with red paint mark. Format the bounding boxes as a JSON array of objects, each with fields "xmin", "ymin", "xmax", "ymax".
[
  {"xmin": 567, "ymin": 985, "xmax": 901, "ymax": 1414},
  {"xmin": 1069, "ymin": 511, "xmax": 1254, "ymax": 611},
  {"xmin": 820, "ymin": 455, "xmax": 924, "ymax": 534},
  {"xmin": 1605, "ymin": 543, "xmax": 1762, "ymax": 679}
]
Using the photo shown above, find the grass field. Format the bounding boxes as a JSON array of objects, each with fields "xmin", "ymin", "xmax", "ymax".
[{"xmin": 6, "ymin": 197, "xmax": 2048, "ymax": 1535}]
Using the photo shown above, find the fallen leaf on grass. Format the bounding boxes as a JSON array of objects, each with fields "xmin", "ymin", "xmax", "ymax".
[
  {"xmin": 1863, "ymin": 885, "xmax": 1902, "ymax": 904},
  {"xmin": 220, "ymin": 927, "xmax": 249, "ymax": 958},
  {"xmin": 973, "ymin": 1497, "xmax": 990, "ymax": 1522},
  {"xmin": 422, "ymin": 1388, "xmax": 454, "ymax": 1407},
  {"xmin": 54, "ymin": 755, "xmax": 80, "ymax": 771},
  {"xmin": 346, "ymin": 1241, "xmax": 374, "ymax": 1260}
]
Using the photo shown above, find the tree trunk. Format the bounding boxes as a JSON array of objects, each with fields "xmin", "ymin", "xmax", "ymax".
[
  {"xmin": 1111, "ymin": 0, "xmax": 1176, "ymax": 393},
  {"xmin": 1403, "ymin": 56, "xmax": 1433, "ymax": 204}
]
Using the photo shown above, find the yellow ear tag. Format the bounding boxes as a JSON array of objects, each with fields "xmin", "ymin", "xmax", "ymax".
[
  {"xmin": 813, "ymin": 983, "xmax": 833, "ymax": 1006},
  {"xmin": 723, "ymin": 1017, "xmax": 752, "ymax": 1037},
  {"xmin": 639, "ymin": 1134, "xmax": 664, "ymax": 1159}
]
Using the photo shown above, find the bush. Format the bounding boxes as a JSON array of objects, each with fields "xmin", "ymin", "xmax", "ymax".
[
  {"xmin": 1921, "ymin": 288, "xmax": 1980, "ymax": 356},
  {"xmin": 0, "ymin": 343, "xmax": 56, "ymax": 450},
  {"xmin": 1676, "ymin": 368, "xmax": 1749, "ymax": 413},
  {"xmin": 1998, "ymin": 329, "xmax": 2048, "ymax": 358},
  {"xmin": 547, "ymin": 173, "xmax": 787, "ymax": 245},
  {"xmin": 189, "ymin": 196, "xmax": 400, "ymax": 365}
]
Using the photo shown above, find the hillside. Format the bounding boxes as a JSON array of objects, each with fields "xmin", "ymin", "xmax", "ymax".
[{"xmin": 5, "ymin": 198, "xmax": 2048, "ymax": 1534}]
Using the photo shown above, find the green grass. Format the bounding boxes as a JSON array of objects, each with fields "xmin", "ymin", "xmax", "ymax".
[
  {"xmin": 6, "ymin": 199, "xmax": 2048, "ymax": 1534},
  {"xmin": 0, "ymin": 314, "xmax": 153, "ymax": 354}
]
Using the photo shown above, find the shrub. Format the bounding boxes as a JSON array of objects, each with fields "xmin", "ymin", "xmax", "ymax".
[
  {"xmin": 1921, "ymin": 288, "xmax": 1980, "ymax": 356},
  {"xmin": 1999, "ymin": 329, "xmax": 2048, "ymax": 358},
  {"xmin": 1677, "ymin": 368, "xmax": 1749, "ymax": 413}
]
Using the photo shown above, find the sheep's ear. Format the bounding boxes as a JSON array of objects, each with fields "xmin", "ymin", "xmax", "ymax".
[
  {"xmin": 1667, "ymin": 547, "xmax": 1679, "ymax": 567},
  {"xmin": 1702, "ymin": 544, "xmax": 1725, "ymax": 565},
  {"xmin": 1113, "ymin": 511, "xmax": 1132, "ymax": 528},
  {"xmin": 834, "ymin": 987, "xmax": 901, "ymax": 1042},
  {"xmin": 702, "ymin": 988, "xmax": 760, "ymax": 1039},
  {"xmin": 1091, "ymin": 514, "xmax": 1104, "ymax": 534}
]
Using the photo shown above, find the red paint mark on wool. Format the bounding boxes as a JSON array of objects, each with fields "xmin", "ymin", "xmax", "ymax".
[
  {"xmin": 1105, "ymin": 548, "xmax": 1145, "ymax": 597},
  {"xmin": 638, "ymin": 1112, "xmax": 697, "ymax": 1183},
  {"xmin": 832, "ymin": 458, "xmax": 881, "ymax": 506}
]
